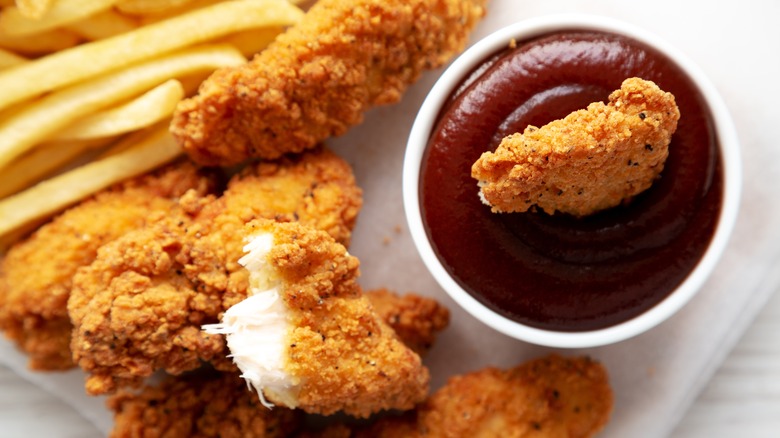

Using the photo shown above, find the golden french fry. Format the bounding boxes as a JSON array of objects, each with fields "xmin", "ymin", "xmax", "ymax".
[
  {"xmin": 0, "ymin": 0, "xmax": 119, "ymax": 37},
  {"xmin": 0, "ymin": 126, "xmax": 182, "ymax": 239},
  {"xmin": 53, "ymin": 79, "xmax": 184, "ymax": 141},
  {"xmin": 15, "ymin": 0, "xmax": 54, "ymax": 19},
  {"xmin": 95, "ymin": 121, "xmax": 167, "ymax": 159},
  {"xmin": 0, "ymin": 44, "xmax": 245, "ymax": 169},
  {"xmin": 116, "ymin": 0, "xmax": 199, "ymax": 15},
  {"xmin": 0, "ymin": 0, "xmax": 303, "ymax": 111},
  {"xmin": 65, "ymin": 9, "xmax": 139, "ymax": 40},
  {"xmin": 216, "ymin": 26, "xmax": 284, "ymax": 58},
  {"xmin": 0, "ymin": 27, "xmax": 80, "ymax": 55},
  {"xmin": 0, "ymin": 48, "xmax": 26, "ymax": 69},
  {"xmin": 0, "ymin": 136, "xmax": 118, "ymax": 198},
  {"xmin": 134, "ymin": 0, "xmax": 222, "ymax": 22}
]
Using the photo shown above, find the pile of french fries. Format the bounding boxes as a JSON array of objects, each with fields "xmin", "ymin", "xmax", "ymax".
[{"xmin": 0, "ymin": 0, "xmax": 305, "ymax": 248}]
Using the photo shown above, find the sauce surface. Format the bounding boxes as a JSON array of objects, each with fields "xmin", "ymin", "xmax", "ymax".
[{"xmin": 420, "ymin": 31, "xmax": 723, "ymax": 331}]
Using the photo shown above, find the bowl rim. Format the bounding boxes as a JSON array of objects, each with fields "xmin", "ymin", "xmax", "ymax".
[{"xmin": 402, "ymin": 13, "xmax": 743, "ymax": 348}]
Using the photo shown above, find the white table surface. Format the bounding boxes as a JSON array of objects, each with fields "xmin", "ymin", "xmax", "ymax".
[{"xmin": 2, "ymin": 1, "xmax": 780, "ymax": 437}]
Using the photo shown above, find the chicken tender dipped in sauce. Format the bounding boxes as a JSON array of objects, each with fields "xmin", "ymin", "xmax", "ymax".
[{"xmin": 472, "ymin": 78, "xmax": 679, "ymax": 217}]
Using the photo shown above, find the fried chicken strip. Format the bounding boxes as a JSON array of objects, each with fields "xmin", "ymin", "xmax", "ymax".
[
  {"xmin": 314, "ymin": 355, "xmax": 612, "ymax": 438},
  {"xmin": 172, "ymin": 0, "xmax": 487, "ymax": 166},
  {"xmin": 69, "ymin": 148, "xmax": 364, "ymax": 394},
  {"xmin": 0, "ymin": 161, "xmax": 216, "ymax": 370},
  {"xmin": 109, "ymin": 371, "xmax": 303, "ymax": 438},
  {"xmin": 472, "ymin": 78, "xmax": 680, "ymax": 216},
  {"xmin": 204, "ymin": 220, "xmax": 430, "ymax": 418}
]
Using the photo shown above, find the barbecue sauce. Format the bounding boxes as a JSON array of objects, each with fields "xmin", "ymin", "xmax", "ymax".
[{"xmin": 420, "ymin": 31, "xmax": 723, "ymax": 331}]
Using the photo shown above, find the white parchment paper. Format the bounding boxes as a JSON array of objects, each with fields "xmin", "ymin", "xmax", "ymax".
[{"xmin": 2, "ymin": 1, "xmax": 779, "ymax": 437}]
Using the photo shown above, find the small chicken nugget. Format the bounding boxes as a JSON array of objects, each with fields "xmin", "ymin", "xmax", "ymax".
[
  {"xmin": 364, "ymin": 288, "xmax": 450, "ymax": 356},
  {"xmin": 332, "ymin": 355, "xmax": 613, "ymax": 438},
  {"xmin": 108, "ymin": 371, "xmax": 303, "ymax": 438},
  {"xmin": 472, "ymin": 77, "xmax": 680, "ymax": 216}
]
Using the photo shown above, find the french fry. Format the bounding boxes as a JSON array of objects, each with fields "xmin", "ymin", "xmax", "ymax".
[
  {"xmin": 216, "ymin": 26, "xmax": 284, "ymax": 58},
  {"xmin": 0, "ymin": 0, "xmax": 119, "ymax": 37},
  {"xmin": 0, "ymin": 27, "xmax": 80, "ymax": 55},
  {"xmin": 0, "ymin": 48, "xmax": 26, "ymax": 69},
  {"xmin": 0, "ymin": 126, "xmax": 181, "ymax": 239},
  {"xmin": 116, "ymin": 0, "xmax": 200, "ymax": 15},
  {"xmin": 135, "ymin": 0, "xmax": 222, "ymax": 24},
  {"xmin": 95, "ymin": 121, "xmax": 168, "ymax": 159},
  {"xmin": 0, "ymin": 0, "xmax": 304, "ymax": 111},
  {"xmin": 65, "ymin": 9, "xmax": 139, "ymax": 41},
  {"xmin": 15, "ymin": 0, "xmax": 54, "ymax": 19},
  {"xmin": 0, "ymin": 44, "xmax": 245, "ymax": 169},
  {"xmin": 0, "ymin": 136, "xmax": 118, "ymax": 198},
  {"xmin": 53, "ymin": 79, "xmax": 184, "ymax": 141}
]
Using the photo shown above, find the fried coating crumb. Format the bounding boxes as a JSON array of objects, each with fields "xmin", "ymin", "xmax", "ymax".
[
  {"xmin": 324, "ymin": 355, "xmax": 613, "ymax": 438},
  {"xmin": 108, "ymin": 371, "xmax": 302, "ymax": 438},
  {"xmin": 69, "ymin": 149, "xmax": 363, "ymax": 395},
  {"xmin": 0, "ymin": 161, "xmax": 216, "ymax": 370},
  {"xmin": 172, "ymin": 0, "xmax": 487, "ymax": 166},
  {"xmin": 472, "ymin": 78, "xmax": 680, "ymax": 216},
  {"xmin": 364, "ymin": 288, "xmax": 449, "ymax": 355}
]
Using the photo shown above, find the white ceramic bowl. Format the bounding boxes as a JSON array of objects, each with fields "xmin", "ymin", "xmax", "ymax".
[{"xmin": 403, "ymin": 14, "xmax": 742, "ymax": 348}]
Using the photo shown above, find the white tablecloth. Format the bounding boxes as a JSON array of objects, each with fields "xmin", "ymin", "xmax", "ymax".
[{"xmin": 2, "ymin": 0, "xmax": 780, "ymax": 436}]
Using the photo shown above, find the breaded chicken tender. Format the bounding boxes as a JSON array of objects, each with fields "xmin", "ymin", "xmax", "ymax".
[
  {"xmin": 472, "ymin": 78, "xmax": 680, "ymax": 216},
  {"xmin": 364, "ymin": 288, "xmax": 449, "ymax": 356},
  {"xmin": 205, "ymin": 220, "xmax": 430, "ymax": 418},
  {"xmin": 0, "ymin": 161, "xmax": 216, "ymax": 370},
  {"xmin": 322, "ymin": 355, "xmax": 612, "ymax": 438},
  {"xmin": 108, "ymin": 371, "xmax": 303, "ymax": 438},
  {"xmin": 69, "ymin": 149, "xmax": 362, "ymax": 394},
  {"xmin": 172, "ymin": 0, "xmax": 487, "ymax": 166}
]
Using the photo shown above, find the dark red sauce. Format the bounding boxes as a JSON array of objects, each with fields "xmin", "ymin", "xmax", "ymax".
[{"xmin": 420, "ymin": 31, "xmax": 723, "ymax": 331}]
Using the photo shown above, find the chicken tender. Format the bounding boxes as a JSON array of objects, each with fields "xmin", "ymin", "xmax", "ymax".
[
  {"xmin": 108, "ymin": 371, "xmax": 303, "ymax": 438},
  {"xmin": 364, "ymin": 288, "xmax": 449, "ymax": 356},
  {"xmin": 472, "ymin": 78, "xmax": 680, "ymax": 216},
  {"xmin": 329, "ymin": 355, "xmax": 612, "ymax": 438},
  {"xmin": 172, "ymin": 0, "xmax": 487, "ymax": 166},
  {"xmin": 69, "ymin": 149, "xmax": 364, "ymax": 394},
  {"xmin": 0, "ymin": 161, "xmax": 216, "ymax": 370},
  {"xmin": 205, "ymin": 220, "xmax": 429, "ymax": 418}
]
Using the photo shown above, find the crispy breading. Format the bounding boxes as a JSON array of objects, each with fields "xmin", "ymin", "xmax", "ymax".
[
  {"xmin": 69, "ymin": 148, "xmax": 364, "ymax": 394},
  {"xmin": 226, "ymin": 147, "xmax": 362, "ymax": 247},
  {"xmin": 171, "ymin": 0, "xmax": 487, "ymax": 166},
  {"xmin": 472, "ymin": 78, "xmax": 680, "ymax": 216},
  {"xmin": 248, "ymin": 221, "xmax": 429, "ymax": 418},
  {"xmin": 0, "ymin": 161, "xmax": 216, "ymax": 370},
  {"xmin": 364, "ymin": 288, "xmax": 449, "ymax": 356},
  {"xmin": 326, "ymin": 355, "xmax": 612, "ymax": 438},
  {"xmin": 108, "ymin": 371, "xmax": 303, "ymax": 438}
]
